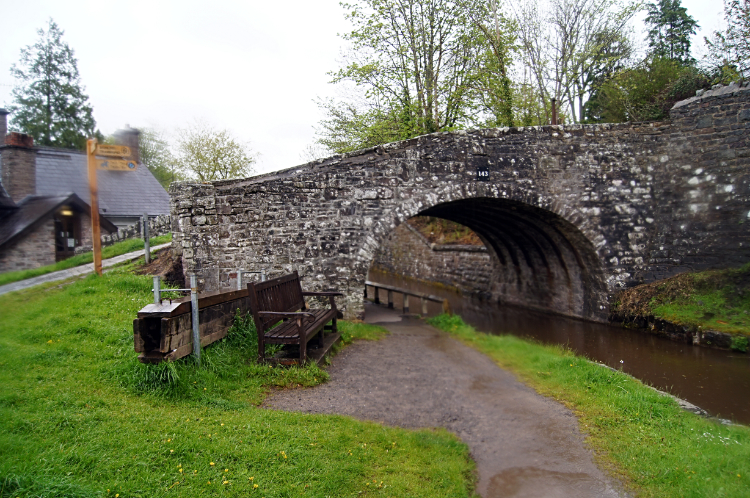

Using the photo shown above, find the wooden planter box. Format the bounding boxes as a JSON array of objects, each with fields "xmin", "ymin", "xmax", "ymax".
[{"xmin": 133, "ymin": 289, "xmax": 251, "ymax": 364}]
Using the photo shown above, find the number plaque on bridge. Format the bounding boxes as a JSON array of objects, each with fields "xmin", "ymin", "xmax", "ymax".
[{"xmin": 476, "ymin": 166, "xmax": 490, "ymax": 181}]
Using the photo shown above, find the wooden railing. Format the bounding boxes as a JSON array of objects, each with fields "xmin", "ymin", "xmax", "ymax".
[{"xmin": 364, "ymin": 280, "xmax": 448, "ymax": 315}]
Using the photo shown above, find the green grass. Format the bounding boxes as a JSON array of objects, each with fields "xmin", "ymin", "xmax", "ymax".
[
  {"xmin": 0, "ymin": 267, "xmax": 475, "ymax": 498},
  {"xmin": 0, "ymin": 234, "xmax": 173, "ymax": 287},
  {"xmin": 427, "ymin": 313, "xmax": 750, "ymax": 498},
  {"xmin": 615, "ymin": 263, "xmax": 750, "ymax": 338}
]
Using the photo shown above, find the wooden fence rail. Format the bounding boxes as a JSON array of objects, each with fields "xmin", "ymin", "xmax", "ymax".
[{"xmin": 364, "ymin": 280, "xmax": 448, "ymax": 315}]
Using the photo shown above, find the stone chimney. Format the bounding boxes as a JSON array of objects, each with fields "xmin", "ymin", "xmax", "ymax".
[
  {"xmin": 0, "ymin": 109, "xmax": 8, "ymax": 141},
  {"xmin": 113, "ymin": 126, "xmax": 141, "ymax": 163},
  {"xmin": 0, "ymin": 110, "xmax": 37, "ymax": 202}
]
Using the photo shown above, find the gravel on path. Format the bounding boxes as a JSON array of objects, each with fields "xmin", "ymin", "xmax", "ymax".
[{"xmin": 264, "ymin": 304, "xmax": 627, "ymax": 498}]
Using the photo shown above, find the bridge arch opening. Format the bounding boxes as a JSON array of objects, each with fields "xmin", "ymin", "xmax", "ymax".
[{"xmin": 370, "ymin": 197, "xmax": 608, "ymax": 321}]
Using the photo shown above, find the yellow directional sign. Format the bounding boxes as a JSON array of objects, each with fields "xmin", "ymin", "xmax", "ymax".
[
  {"xmin": 96, "ymin": 158, "xmax": 138, "ymax": 171},
  {"xmin": 96, "ymin": 144, "xmax": 132, "ymax": 157}
]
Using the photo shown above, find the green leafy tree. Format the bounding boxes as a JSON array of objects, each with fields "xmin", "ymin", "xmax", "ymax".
[
  {"xmin": 644, "ymin": 0, "xmax": 699, "ymax": 64},
  {"xmin": 316, "ymin": 0, "xmax": 495, "ymax": 153},
  {"xmin": 470, "ymin": 0, "xmax": 518, "ymax": 127},
  {"xmin": 585, "ymin": 56, "xmax": 708, "ymax": 122},
  {"xmin": 139, "ymin": 128, "xmax": 182, "ymax": 188},
  {"xmin": 7, "ymin": 19, "xmax": 98, "ymax": 150},
  {"xmin": 512, "ymin": 0, "xmax": 638, "ymax": 124},
  {"xmin": 174, "ymin": 122, "xmax": 256, "ymax": 182},
  {"xmin": 705, "ymin": 0, "xmax": 750, "ymax": 78}
]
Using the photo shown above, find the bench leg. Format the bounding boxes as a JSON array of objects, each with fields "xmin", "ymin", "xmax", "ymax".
[
  {"xmin": 258, "ymin": 339, "xmax": 265, "ymax": 364},
  {"xmin": 300, "ymin": 337, "xmax": 307, "ymax": 364}
]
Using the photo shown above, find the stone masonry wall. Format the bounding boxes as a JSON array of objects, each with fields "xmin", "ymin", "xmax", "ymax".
[
  {"xmin": 371, "ymin": 222, "xmax": 493, "ymax": 297},
  {"xmin": 171, "ymin": 82, "xmax": 750, "ymax": 321},
  {"xmin": 0, "ymin": 217, "xmax": 55, "ymax": 272}
]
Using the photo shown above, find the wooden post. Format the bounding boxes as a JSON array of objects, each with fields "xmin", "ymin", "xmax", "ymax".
[
  {"xmin": 86, "ymin": 139, "xmax": 102, "ymax": 276},
  {"xmin": 421, "ymin": 297, "xmax": 428, "ymax": 316},
  {"xmin": 403, "ymin": 293, "xmax": 409, "ymax": 313},
  {"xmin": 387, "ymin": 290, "xmax": 394, "ymax": 309},
  {"xmin": 551, "ymin": 98, "xmax": 558, "ymax": 126}
]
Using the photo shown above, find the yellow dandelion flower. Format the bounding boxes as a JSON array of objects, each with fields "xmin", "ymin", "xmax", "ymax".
[
  {"xmin": 170, "ymin": 450, "xmax": 174, "ymax": 453},
  {"xmin": 207, "ymin": 481, "xmax": 211, "ymax": 484},
  {"xmin": 167, "ymin": 439, "xmax": 171, "ymax": 442},
  {"xmin": 249, "ymin": 477, "xmax": 254, "ymax": 481},
  {"xmin": 47, "ymin": 340, "xmax": 53, "ymax": 344},
  {"xmin": 224, "ymin": 469, "xmax": 228, "ymax": 472},
  {"xmin": 194, "ymin": 470, "xmax": 198, "ymax": 474},
  {"xmin": 223, "ymin": 480, "xmax": 229, "ymax": 485},
  {"xmin": 221, "ymin": 423, "xmax": 224, "ymax": 426},
  {"xmin": 253, "ymin": 484, "xmax": 259, "ymax": 489},
  {"xmin": 210, "ymin": 462, "xmax": 215, "ymax": 466},
  {"xmin": 179, "ymin": 469, "xmax": 183, "ymax": 473}
]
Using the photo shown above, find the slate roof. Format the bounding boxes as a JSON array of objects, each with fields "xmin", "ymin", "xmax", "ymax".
[
  {"xmin": 0, "ymin": 183, "xmax": 16, "ymax": 218},
  {"xmin": 34, "ymin": 147, "xmax": 170, "ymax": 218},
  {"xmin": 0, "ymin": 193, "xmax": 117, "ymax": 250}
]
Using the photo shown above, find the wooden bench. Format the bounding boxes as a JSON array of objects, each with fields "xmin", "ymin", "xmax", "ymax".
[{"xmin": 247, "ymin": 271, "xmax": 342, "ymax": 364}]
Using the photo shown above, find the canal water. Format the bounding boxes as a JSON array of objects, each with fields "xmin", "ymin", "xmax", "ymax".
[{"xmin": 367, "ymin": 269, "xmax": 750, "ymax": 425}]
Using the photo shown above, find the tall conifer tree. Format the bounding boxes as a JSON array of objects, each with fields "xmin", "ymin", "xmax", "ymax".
[
  {"xmin": 8, "ymin": 19, "xmax": 98, "ymax": 150},
  {"xmin": 644, "ymin": 0, "xmax": 699, "ymax": 64}
]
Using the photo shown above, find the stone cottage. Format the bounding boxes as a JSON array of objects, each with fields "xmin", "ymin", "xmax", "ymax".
[{"xmin": 0, "ymin": 109, "xmax": 170, "ymax": 272}]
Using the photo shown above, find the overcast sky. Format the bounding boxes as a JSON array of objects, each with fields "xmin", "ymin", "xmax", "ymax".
[{"xmin": 0, "ymin": 0, "xmax": 728, "ymax": 175}]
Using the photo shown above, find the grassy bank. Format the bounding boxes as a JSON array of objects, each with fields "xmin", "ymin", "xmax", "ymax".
[
  {"xmin": 613, "ymin": 264, "xmax": 750, "ymax": 345},
  {"xmin": 0, "ymin": 234, "xmax": 173, "ymax": 287},
  {"xmin": 428, "ymin": 313, "xmax": 750, "ymax": 498},
  {"xmin": 0, "ymin": 267, "xmax": 475, "ymax": 498}
]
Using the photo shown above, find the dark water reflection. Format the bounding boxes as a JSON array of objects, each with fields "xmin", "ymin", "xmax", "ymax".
[{"xmin": 368, "ymin": 270, "xmax": 750, "ymax": 425}]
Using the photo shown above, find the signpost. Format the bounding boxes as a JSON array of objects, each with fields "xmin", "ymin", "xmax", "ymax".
[
  {"xmin": 97, "ymin": 159, "xmax": 138, "ymax": 171},
  {"xmin": 86, "ymin": 140, "xmax": 138, "ymax": 276}
]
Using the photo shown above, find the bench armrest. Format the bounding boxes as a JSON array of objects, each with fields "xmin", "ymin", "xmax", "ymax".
[
  {"xmin": 302, "ymin": 291, "xmax": 343, "ymax": 297},
  {"xmin": 257, "ymin": 311, "xmax": 316, "ymax": 323}
]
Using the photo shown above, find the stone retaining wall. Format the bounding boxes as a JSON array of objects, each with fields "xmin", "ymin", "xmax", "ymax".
[{"xmin": 371, "ymin": 223, "xmax": 493, "ymax": 297}]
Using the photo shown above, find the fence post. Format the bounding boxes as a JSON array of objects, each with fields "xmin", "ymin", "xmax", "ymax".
[
  {"xmin": 421, "ymin": 297, "xmax": 428, "ymax": 316},
  {"xmin": 153, "ymin": 276, "xmax": 160, "ymax": 305},
  {"xmin": 190, "ymin": 274, "xmax": 200, "ymax": 366},
  {"xmin": 237, "ymin": 268, "xmax": 243, "ymax": 290},
  {"xmin": 143, "ymin": 213, "xmax": 150, "ymax": 264},
  {"xmin": 387, "ymin": 290, "xmax": 394, "ymax": 309},
  {"xmin": 403, "ymin": 293, "xmax": 409, "ymax": 313},
  {"xmin": 261, "ymin": 269, "xmax": 267, "ymax": 282}
]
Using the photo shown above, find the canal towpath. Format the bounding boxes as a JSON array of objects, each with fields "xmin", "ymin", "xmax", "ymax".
[
  {"xmin": 264, "ymin": 303, "xmax": 628, "ymax": 498},
  {"xmin": 0, "ymin": 243, "xmax": 171, "ymax": 296}
]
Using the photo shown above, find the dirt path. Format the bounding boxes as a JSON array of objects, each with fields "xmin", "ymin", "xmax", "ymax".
[{"xmin": 264, "ymin": 304, "xmax": 626, "ymax": 498}]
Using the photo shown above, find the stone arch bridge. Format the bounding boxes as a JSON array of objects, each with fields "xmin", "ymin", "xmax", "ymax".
[{"xmin": 172, "ymin": 83, "xmax": 750, "ymax": 321}]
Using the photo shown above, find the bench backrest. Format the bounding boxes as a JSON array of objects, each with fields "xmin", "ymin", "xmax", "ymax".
[{"xmin": 247, "ymin": 271, "xmax": 305, "ymax": 332}]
